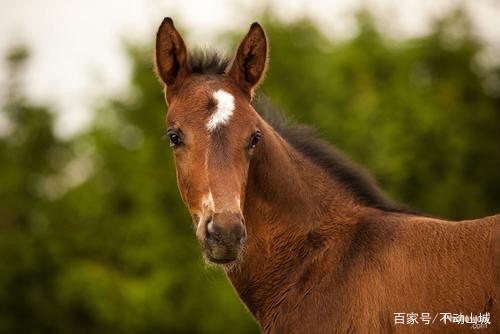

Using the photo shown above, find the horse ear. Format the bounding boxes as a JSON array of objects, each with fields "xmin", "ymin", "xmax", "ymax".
[
  {"xmin": 227, "ymin": 22, "xmax": 268, "ymax": 99},
  {"xmin": 155, "ymin": 18, "xmax": 190, "ymax": 96}
]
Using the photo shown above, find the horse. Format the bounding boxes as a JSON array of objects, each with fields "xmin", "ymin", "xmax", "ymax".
[{"xmin": 154, "ymin": 18, "xmax": 499, "ymax": 333}]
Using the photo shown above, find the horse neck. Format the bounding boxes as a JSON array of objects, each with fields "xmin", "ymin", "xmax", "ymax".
[
  {"xmin": 226, "ymin": 122, "xmax": 362, "ymax": 321},
  {"xmin": 245, "ymin": 124, "xmax": 356, "ymax": 220}
]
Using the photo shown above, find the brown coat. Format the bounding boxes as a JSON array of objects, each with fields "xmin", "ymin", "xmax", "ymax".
[{"xmin": 154, "ymin": 18, "xmax": 500, "ymax": 333}]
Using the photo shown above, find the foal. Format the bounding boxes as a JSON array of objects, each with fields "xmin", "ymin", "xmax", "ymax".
[{"xmin": 154, "ymin": 18, "xmax": 499, "ymax": 333}]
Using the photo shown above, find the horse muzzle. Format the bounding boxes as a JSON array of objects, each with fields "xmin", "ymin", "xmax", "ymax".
[{"xmin": 202, "ymin": 212, "xmax": 246, "ymax": 263}]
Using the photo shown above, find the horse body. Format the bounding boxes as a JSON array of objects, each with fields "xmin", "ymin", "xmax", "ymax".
[
  {"xmin": 154, "ymin": 18, "xmax": 499, "ymax": 333},
  {"xmin": 233, "ymin": 214, "xmax": 499, "ymax": 333},
  {"xmin": 228, "ymin": 121, "xmax": 499, "ymax": 333}
]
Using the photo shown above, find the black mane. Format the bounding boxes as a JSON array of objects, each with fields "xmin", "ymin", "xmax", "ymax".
[
  {"xmin": 189, "ymin": 50, "xmax": 415, "ymax": 214},
  {"xmin": 252, "ymin": 95, "xmax": 417, "ymax": 214},
  {"xmin": 189, "ymin": 48, "xmax": 230, "ymax": 74}
]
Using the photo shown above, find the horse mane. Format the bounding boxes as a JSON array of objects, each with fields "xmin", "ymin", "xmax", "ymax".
[
  {"xmin": 189, "ymin": 48, "xmax": 230, "ymax": 74},
  {"xmin": 189, "ymin": 49, "xmax": 417, "ymax": 215},
  {"xmin": 252, "ymin": 95, "xmax": 419, "ymax": 214}
]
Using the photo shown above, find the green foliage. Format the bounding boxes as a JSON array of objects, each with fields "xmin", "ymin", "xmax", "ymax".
[
  {"xmin": 261, "ymin": 12, "xmax": 500, "ymax": 218},
  {"xmin": 0, "ymin": 11, "xmax": 499, "ymax": 333}
]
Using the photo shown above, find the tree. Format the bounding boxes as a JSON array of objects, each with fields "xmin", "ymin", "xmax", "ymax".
[{"xmin": 1, "ymin": 10, "xmax": 499, "ymax": 333}]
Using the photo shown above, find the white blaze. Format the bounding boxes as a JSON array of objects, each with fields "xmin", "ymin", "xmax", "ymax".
[{"xmin": 206, "ymin": 89, "xmax": 235, "ymax": 131}]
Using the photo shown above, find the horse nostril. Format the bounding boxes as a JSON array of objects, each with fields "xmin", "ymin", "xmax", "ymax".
[
  {"xmin": 206, "ymin": 217, "xmax": 214, "ymax": 233},
  {"xmin": 205, "ymin": 214, "xmax": 246, "ymax": 245},
  {"xmin": 205, "ymin": 216, "xmax": 218, "ymax": 241}
]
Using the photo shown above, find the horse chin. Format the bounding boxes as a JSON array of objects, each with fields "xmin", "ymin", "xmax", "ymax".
[
  {"xmin": 202, "ymin": 254, "xmax": 240, "ymax": 272},
  {"xmin": 202, "ymin": 246, "xmax": 243, "ymax": 270},
  {"xmin": 207, "ymin": 255, "xmax": 237, "ymax": 264}
]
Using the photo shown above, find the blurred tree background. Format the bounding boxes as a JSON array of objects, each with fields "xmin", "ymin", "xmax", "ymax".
[{"xmin": 0, "ymin": 10, "xmax": 499, "ymax": 333}]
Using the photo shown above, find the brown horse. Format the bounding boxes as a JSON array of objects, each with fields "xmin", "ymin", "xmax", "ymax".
[{"xmin": 154, "ymin": 18, "xmax": 499, "ymax": 333}]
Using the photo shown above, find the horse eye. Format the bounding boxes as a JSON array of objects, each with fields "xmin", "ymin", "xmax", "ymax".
[
  {"xmin": 168, "ymin": 131, "xmax": 182, "ymax": 148},
  {"xmin": 249, "ymin": 131, "xmax": 262, "ymax": 149}
]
